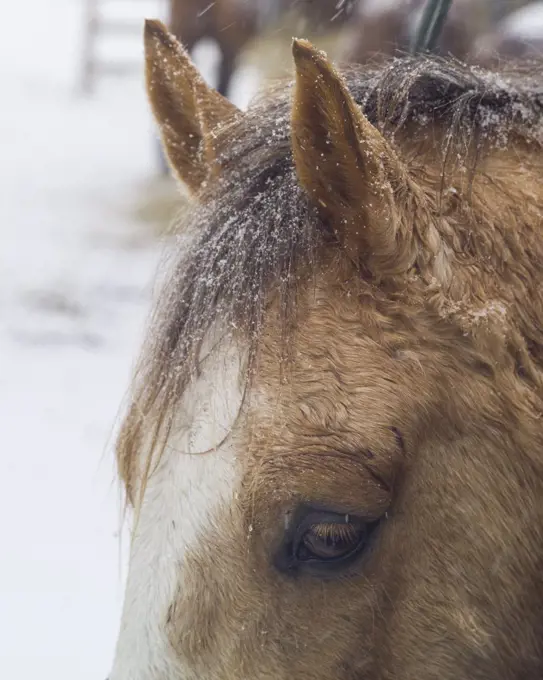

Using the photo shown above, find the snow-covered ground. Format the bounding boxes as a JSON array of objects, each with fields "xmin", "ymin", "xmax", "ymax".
[{"xmin": 0, "ymin": 2, "xmax": 175, "ymax": 679}]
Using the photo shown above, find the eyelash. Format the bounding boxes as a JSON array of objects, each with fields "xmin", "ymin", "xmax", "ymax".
[{"xmin": 275, "ymin": 508, "xmax": 382, "ymax": 575}]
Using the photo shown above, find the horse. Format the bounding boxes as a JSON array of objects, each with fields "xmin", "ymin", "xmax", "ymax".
[
  {"xmin": 168, "ymin": 0, "xmax": 358, "ymax": 97},
  {"xmin": 110, "ymin": 19, "xmax": 543, "ymax": 680}
]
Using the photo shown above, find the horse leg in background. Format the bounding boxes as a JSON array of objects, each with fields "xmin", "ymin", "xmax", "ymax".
[
  {"xmin": 215, "ymin": 46, "xmax": 237, "ymax": 98},
  {"xmin": 214, "ymin": 1, "xmax": 259, "ymax": 99}
]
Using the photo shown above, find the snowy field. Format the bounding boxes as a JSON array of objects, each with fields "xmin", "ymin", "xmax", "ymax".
[
  {"xmin": 0, "ymin": 1, "xmax": 161, "ymax": 678},
  {"xmin": 0, "ymin": 1, "xmax": 230, "ymax": 678}
]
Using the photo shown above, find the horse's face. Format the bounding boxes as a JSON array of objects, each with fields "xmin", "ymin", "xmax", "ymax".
[{"xmin": 110, "ymin": 21, "xmax": 543, "ymax": 680}]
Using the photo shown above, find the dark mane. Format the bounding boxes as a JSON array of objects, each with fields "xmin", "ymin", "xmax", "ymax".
[{"xmin": 119, "ymin": 56, "xmax": 543, "ymax": 488}]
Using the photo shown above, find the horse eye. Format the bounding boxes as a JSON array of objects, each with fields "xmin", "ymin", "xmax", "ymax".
[
  {"xmin": 296, "ymin": 521, "xmax": 366, "ymax": 562},
  {"xmin": 291, "ymin": 512, "xmax": 377, "ymax": 567}
]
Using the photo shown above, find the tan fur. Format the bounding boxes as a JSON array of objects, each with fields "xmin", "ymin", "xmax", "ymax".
[
  {"xmin": 114, "ymin": 30, "xmax": 543, "ymax": 680},
  {"xmin": 164, "ymin": 250, "xmax": 543, "ymax": 678}
]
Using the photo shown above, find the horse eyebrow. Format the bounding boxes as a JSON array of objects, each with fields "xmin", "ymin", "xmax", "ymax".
[
  {"xmin": 361, "ymin": 429, "xmax": 407, "ymax": 493},
  {"xmin": 391, "ymin": 427, "xmax": 407, "ymax": 456},
  {"xmin": 363, "ymin": 462, "xmax": 392, "ymax": 494}
]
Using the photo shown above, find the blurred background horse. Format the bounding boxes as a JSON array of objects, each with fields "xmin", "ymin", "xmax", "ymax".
[{"xmin": 169, "ymin": 0, "xmax": 358, "ymax": 98}]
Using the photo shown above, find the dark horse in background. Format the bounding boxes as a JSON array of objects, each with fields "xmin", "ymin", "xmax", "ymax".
[{"xmin": 169, "ymin": 0, "xmax": 358, "ymax": 98}]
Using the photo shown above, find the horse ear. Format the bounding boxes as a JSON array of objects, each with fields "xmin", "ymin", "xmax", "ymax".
[
  {"xmin": 144, "ymin": 20, "xmax": 240, "ymax": 193},
  {"xmin": 291, "ymin": 39, "xmax": 414, "ymax": 277}
]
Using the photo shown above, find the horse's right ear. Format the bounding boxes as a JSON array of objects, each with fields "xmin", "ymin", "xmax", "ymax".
[{"xmin": 144, "ymin": 20, "xmax": 240, "ymax": 193}]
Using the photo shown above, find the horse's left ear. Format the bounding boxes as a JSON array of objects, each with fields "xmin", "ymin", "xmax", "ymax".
[
  {"xmin": 291, "ymin": 40, "xmax": 415, "ymax": 276},
  {"xmin": 144, "ymin": 19, "xmax": 240, "ymax": 192}
]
